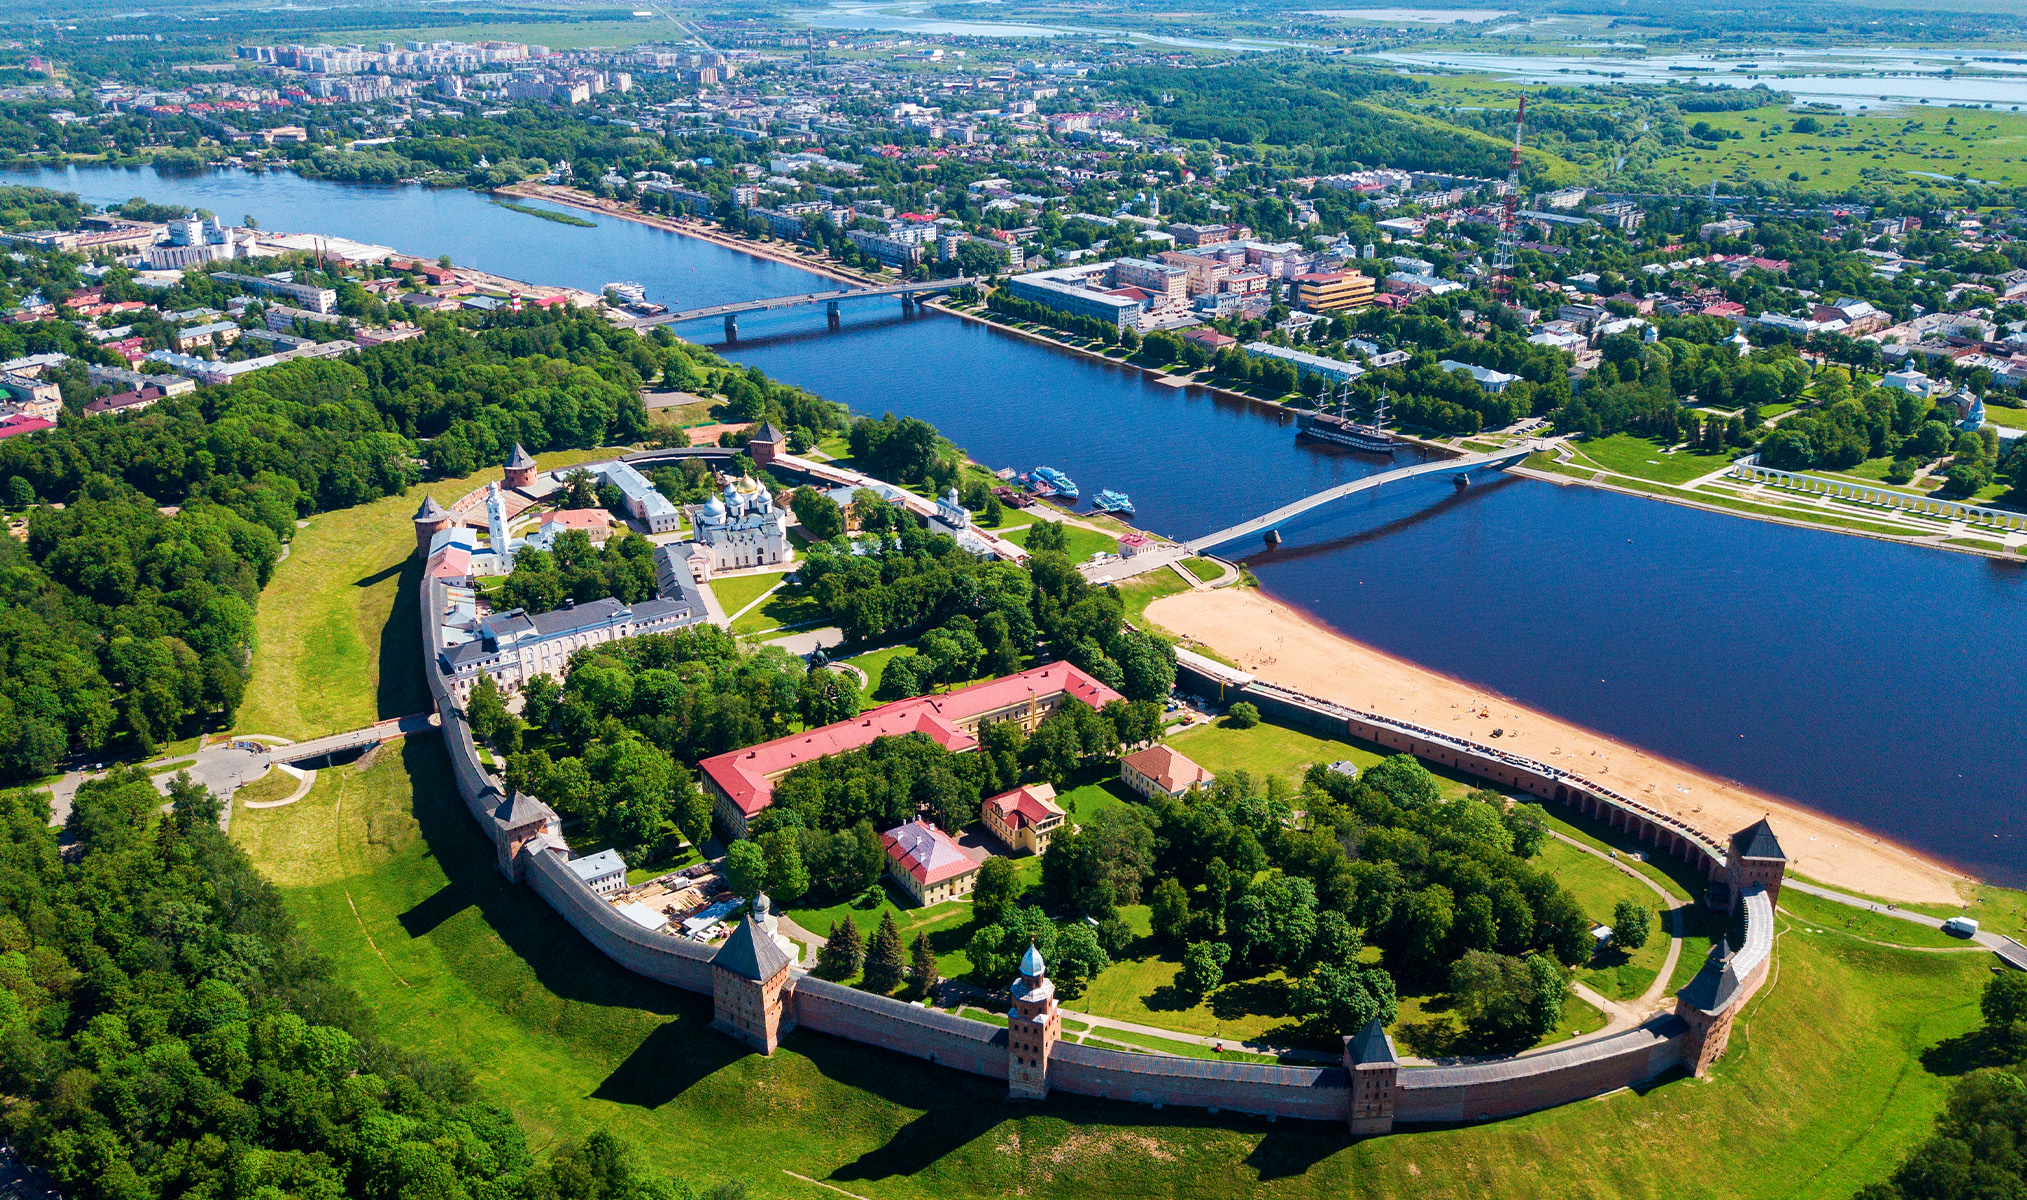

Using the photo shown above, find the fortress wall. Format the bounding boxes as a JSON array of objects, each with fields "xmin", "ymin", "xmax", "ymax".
[
  {"xmin": 1047, "ymin": 1043, "xmax": 1351, "ymax": 1121},
  {"xmin": 1395, "ymin": 1019, "xmax": 1687, "ymax": 1124},
  {"xmin": 522, "ymin": 846, "xmax": 717, "ymax": 993},
  {"xmin": 791, "ymin": 977, "xmax": 1010, "ymax": 1079}
]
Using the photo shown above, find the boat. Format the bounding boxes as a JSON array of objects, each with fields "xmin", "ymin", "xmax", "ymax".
[
  {"xmin": 1031, "ymin": 466, "xmax": 1078, "ymax": 498},
  {"xmin": 1297, "ymin": 382, "xmax": 1398, "ymax": 454},
  {"xmin": 1092, "ymin": 489, "xmax": 1134, "ymax": 515},
  {"xmin": 604, "ymin": 281, "xmax": 649, "ymax": 306}
]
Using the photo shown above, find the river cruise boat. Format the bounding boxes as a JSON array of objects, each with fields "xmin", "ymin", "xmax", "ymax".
[
  {"xmin": 1030, "ymin": 466, "xmax": 1079, "ymax": 499},
  {"xmin": 1297, "ymin": 383, "xmax": 1397, "ymax": 454},
  {"xmin": 1092, "ymin": 489, "xmax": 1134, "ymax": 515}
]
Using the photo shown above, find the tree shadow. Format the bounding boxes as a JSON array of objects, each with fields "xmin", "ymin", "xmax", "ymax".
[
  {"xmin": 1210, "ymin": 978, "xmax": 1293, "ymax": 1023},
  {"xmin": 592, "ymin": 1010, "xmax": 743, "ymax": 1109},
  {"xmin": 1922, "ymin": 1027, "xmax": 2013, "ymax": 1078}
]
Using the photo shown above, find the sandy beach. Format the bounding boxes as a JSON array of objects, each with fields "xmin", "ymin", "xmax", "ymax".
[{"xmin": 1146, "ymin": 587, "xmax": 1967, "ymax": 904}]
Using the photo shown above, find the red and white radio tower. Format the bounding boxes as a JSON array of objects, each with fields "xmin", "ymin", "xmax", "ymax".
[{"xmin": 1492, "ymin": 93, "xmax": 1526, "ymax": 301}]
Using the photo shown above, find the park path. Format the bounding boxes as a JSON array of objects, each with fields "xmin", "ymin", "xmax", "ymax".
[{"xmin": 1787, "ymin": 878, "xmax": 2027, "ymax": 969}]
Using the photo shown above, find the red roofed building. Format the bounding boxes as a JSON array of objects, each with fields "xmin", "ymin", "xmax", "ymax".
[
  {"xmin": 539, "ymin": 508, "xmax": 615, "ymax": 543},
  {"xmin": 982, "ymin": 783, "xmax": 1065, "ymax": 855},
  {"xmin": 1120, "ymin": 743, "xmax": 1214, "ymax": 800},
  {"xmin": 0, "ymin": 414, "xmax": 54, "ymax": 441},
  {"xmin": 881, "ymin": 819, "xmax": 980, "ymax": 906},
  {"xmin": 701, "ymin": 662, "xmax": 1124, "ymax": 837}
]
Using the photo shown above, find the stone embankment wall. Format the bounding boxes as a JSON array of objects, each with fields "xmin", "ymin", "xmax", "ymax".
[{"xmin": 417, "ymin": 479, "xmax": 1775, "ymax": 1132}]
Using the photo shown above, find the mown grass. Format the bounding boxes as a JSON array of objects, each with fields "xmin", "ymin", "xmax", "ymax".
[
  {"xmin": 234, "ymin": 449, "xmax": 612, "ymax": 742},
  {"xmin": 1180, "ymin": 556, "xmax": 1224, "ymax": 583},
  {"xmin": 708, "ymin": 570, "xmax": 788, "ymax": 620},
  {"xmin": 233, "ymin": 765, "xmax": 302, "ymax": 805},
  {"xmin": 233, "ymin": 736, "xmax": 1994, "ymax": 1199},
  {"xmin": 1570, "ymin": 433, "xmax": 1734, "ymax": 485},
  {"xmin": 1169, "ymin": 718, "xmax": 1466, "ymax": 795},
  {"xmin": 1001, "ymin": 520, "xmax": 1120, "ymax": 562},
  {"xmin": 1114, "ymin": 570, "xmax": 1193, "ymax": 630},
  {"xmin": 1536, "ymin": 839, "xmax": 1673, "ymax": 1002}
]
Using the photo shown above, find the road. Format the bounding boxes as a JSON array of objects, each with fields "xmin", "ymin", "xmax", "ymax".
[{"xmin": 1786, "ymin": 878, "xmax": 2027, "ymax": 970}]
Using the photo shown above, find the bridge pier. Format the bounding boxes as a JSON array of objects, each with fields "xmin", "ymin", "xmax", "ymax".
[
  {"xmin": 827, "ymin": 300, "xmax": 841, "ymax": 331},
  {"xmin": 724, "ymin": 313, "xmax": 738, "ymax": 342},
  {"xmin": 1264, "ymin": 529, "xmax": 1281, "ymax": 548},
  {"xmin": 901, "ymin": 291, "xmax": 915, "ymax": 314}
]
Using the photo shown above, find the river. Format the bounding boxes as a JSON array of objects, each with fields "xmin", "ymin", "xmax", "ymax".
[{"xmin": 13, "ymin": 164, "xmax": 2027, "ymax": 886}]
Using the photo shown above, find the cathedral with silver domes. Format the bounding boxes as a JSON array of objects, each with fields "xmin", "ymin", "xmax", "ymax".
[{"xmin": 685, "ymin": 475, "xmax": 793, "ymax": 573}]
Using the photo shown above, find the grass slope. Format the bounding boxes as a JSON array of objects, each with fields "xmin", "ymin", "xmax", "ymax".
[
  {"xmin": 234, "ymin": 738, "xmax": 1989, "ymax": 1199},
  {"xmin": 235, "ymin": 449, "xmax": 613, "ymax": 741}
]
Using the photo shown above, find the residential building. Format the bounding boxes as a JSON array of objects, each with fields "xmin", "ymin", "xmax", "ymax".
[
  {"xmin": 0, "ymin": 374, "xmax": 62, "ymax": 418},
  {"xmin": 83, "ymin": 385, "xmax": 165, "ymax": 417},
  {"xmin": 566, "ymin": 848, "xmax": 628, "ymax": 895},
  {"xmin": 1119, "ymin": 744, "xmax": 1214, "ymax": 800},
  {"xmin": 1438, "ymin": 360, "xmax": 1520, "ymax": 393},
  {"xmin": 592, "ymin": 460, "xmax": 682, "ymax": 533},
  {"xmin": 209, "ymin": 272, "xmax": 339, "ymax": 314},
  {"xmin": 434, "ymin": 593, "xmax": 704, "ymax": 702},
  {"xmin": 1291, "ymin": 270, "xmax": 1374, "ymax": 312},
  {"xmin": 881, "ymin": 819, "xmax": 980, "ymax": 906},
  {"xmin": 1008, "ymin": 263, "xmax": 1145, "ymax": 330},
  {"xmin": 88, "ymin": 363, "xmax": 195, "ymax": 396},
  {"xmin": 700, "ymin": 663, "xmax": 1123, "ymax": 837},
  {"xmin": 1242, "ymin": 341, "xmax": 1363, "ymax": 384},
  {"xmin": 982, "ymin": 783, "xmax": 1064, "ymax": 856}
]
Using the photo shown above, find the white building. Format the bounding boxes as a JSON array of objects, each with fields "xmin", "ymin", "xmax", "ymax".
[
  {"xmin": 1438, "ymin": 360, "xmax": 1519, "ymax": 393},
  {"xmin": 566, "ymin": 849, "xmax": 628, "ymax": 895},
  {"xmin": 593, "ymin": 460, "xmax": 682, "ymax": 533},
  {"xmin": 687, "ymin": 477, "xmax": 792, "ymax": 572}
]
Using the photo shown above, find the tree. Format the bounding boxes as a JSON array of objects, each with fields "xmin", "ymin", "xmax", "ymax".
[
  {"xmin": 1180, "ymin": 941, "xmax": 1231, "ymax": 995},
  {"xmin": 466, "ymin": 675, "xmax": 512, "ymax": 746},
  {"xmin": 905, "ymin": 931, "xmax": 939, "ymax": 999},
  {"xmin": 790, "ymin": 486, "xmax": 845, "ymax": 540},
  {"xmin": 1290, "ymin": 961, "xmax": 1398, "ymax": 1036},
  {"xmin": 1225, "ymin": 701, "xmax": 1261, "ymax": 729},
  {"xmin": 973, "ymin": 855, "xmax": 1021, "ymax": 924},
  {"xmin": 1364, "ymin": 754, "xmax": 1443, "ymax": 811},
  {"xmin": 1611, "ymin": 899, "xmax": 1653, "ymax": 951},
  {"xmin": 1504, "ymin": 802, "xmax": 1548, "ymax": 858},
  {"xmin": 818, "ymin": 917, "xmax": 866, "ymax": 980},
  {"xmin": 724, "ymin": 840, "xmax": 769, "ymax": 899},
  {"xmin": 1051, "ymin": 921, "xmax": 1110, "ymax": 998},
  {"xmin": 1983, "ymin": 972, "xmax": 2027, "ymax": 1048},
  {"xmin": 1230, "ymin": 874, "xmax": 1318, "ymax": 967},
  {"xmin": 800, "ymin": 668, "xmax": 861, "ymax": 727},
  {"xmin": 1024, "ymin": 519, "xmax": 1068, "ymax": 554},
  {"xmin": 759, "ymin": 830, "xmax": 810, "ymax": 904},
  {"xmin": 864, "ymin": 911, "xmax": 906, "ymax": 993},
  {"xmin": 1149, "ymin": 877, "xmax": 1191, "ymax": 948}
]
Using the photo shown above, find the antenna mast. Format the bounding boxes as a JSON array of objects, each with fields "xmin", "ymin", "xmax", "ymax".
[{"xmin": 1493, "ymin": 93, "xmax": 1526, "ymax": 302}]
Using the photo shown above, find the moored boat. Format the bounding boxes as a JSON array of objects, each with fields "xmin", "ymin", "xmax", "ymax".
[
  {"xmin": 1297, "ymin": 382, "xmax": 1398, "ymax": 454},
  {"xmin": 1092, "ymin": 488, "xmax": 1134, "ymax": 514},
  {"xmin": 1032, "ymin": 466, "xmax": 1079, "ymax": 498}
]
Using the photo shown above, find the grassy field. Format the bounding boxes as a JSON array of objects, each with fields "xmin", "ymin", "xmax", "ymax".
[
  {"xmin": 231, "ymin": 737, "xmax": 1996, "ymax": 1199},
  {"xmin": 233, "ymin": 765, "xmax": 301, "ymax": 805},
  {"xmin": 733, "ymin": 587, "xmax": 824, "ymax": 637},
  {"xmin": 1535, "ymin": 840, "xmax": 1675, "ymax": 1002},
  {"xmin": 709, "ymin": 570, "xmax": 789, "ymax": 620},
  {"xmin": 1114, "ymin": 570, "xmax": 1193, "ymax": 629},
  {"xmin": 838, "ymin": 645, "xmax": 916, "ymax": 699},
  {"xmin": 1180, "ymin": 556, "xmax": 1224, "ymax": 583},
  {"xmin": 233, "ymin": 449, "xmax": 612, "ymax": 742},
  {"xmin": 1169, "ymin": 718, "xmax": 1463, "ymax": 794},
  {"xmin": 1635, "ymin": 101, "xmax": 2027, "ymax": 191},
  {"xmin": 1002, "ymin": 520, "xmax": 1120, "ymax": 562},
  {"xmin": 1571, "ymin": 433, "xmax": 1734, "ymax": 486}
]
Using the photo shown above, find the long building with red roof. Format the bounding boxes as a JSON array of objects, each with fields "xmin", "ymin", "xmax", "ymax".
[{"xmin": 700, "ymin": 662, "xmax": 1124, "ymax": 838}]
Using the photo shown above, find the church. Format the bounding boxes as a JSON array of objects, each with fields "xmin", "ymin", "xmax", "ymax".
[{"xmin": 686, "ymin": 476, "xmax": 794, "ymax": 573}]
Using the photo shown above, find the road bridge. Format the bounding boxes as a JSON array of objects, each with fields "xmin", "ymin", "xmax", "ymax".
[
  {"xmin": 623, "ymin": 277, "xmax": 980, "ymax": 339},
  {"xmin": 1186, "ymin": 445, "xmax": 1532, "ymax": 553}
]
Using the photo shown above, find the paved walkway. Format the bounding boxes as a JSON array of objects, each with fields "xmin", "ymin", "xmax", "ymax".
[
  {"xmin": 1787, "ymin": 878, "xmax": 2027, "ymax": 969},
  {"xmin": 242, "ymin": 763, "xmax": 317, "ymax": 809}
]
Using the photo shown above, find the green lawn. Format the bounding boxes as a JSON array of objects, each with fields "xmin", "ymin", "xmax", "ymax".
[
  {"xmin": 838, "ymin": 645, "xmax": 917, "ymax": 700},
  {"xmin": 1054, "ymin": 777, "xmax": 1138, "ymax": 830},
  {"xmin": 1180, "ymin": 556, "xmax": 1224, "ymax": 584},
  {"xmin": 1779, "ymin": 888, "xmax": 1976, "ymax": 951},
  {"xmin": 1113, "ymin": 571, "xmax": 1193, "ymax": 629},
  {"xmin": 230, "ymin": 737, "xmax": 1996, "ymax": 1199},
  {"xmin": 1572, "ymin": 433, "xmax": 1735, "ymax": 486},
  {"xmin": 1536, "ymin": 839, "xmax": 1675, "ymax": 1002},
  {"xmin": 233, "ymin": 449, "xmax": 612, "ymax": 742},
  {"xmin": 1981, "ymin": 404, "xmax": 2027, "ymax": 431},
  {"xmin": 1001, "ymin": 520, "xmax": 1120, "ymax": 562},
  {"xmin": 1169, "ymin": 717, "xmax": 1476, "ymax": 796},
  {"xmin": 708, "ymin": 571, "xmax": 788, "ymax": 620},
  {"xmin": 233, "ymin": 765, "xmax": 301, "ymax": 805},
  {"xmin": 784, "ymin": 881, "xmax": 987, "ymax": 985},
  {"xmin": 1392, "ymin": 979, "xmax": 1610, "ymax": 1058},
  {"xmin": 733, "ymin": 586, "xmax": 824, "ymax": 637},
  {"xmin": 1078, "ymin": 1025, "xmax": 1280, "ymax": 1063}
]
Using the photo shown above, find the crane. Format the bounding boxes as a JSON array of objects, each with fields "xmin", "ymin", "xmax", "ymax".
[{"xmin": 1492, "ymin": 93, "xmax": 1526, "ymax": 302}]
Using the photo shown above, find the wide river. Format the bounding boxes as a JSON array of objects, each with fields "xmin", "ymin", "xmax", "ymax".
[{"xmin": 14, "ymin": 164, "xmax": 2026, "ymax": 885}]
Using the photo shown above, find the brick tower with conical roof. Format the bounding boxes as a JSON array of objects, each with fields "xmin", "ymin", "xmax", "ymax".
[
  {"xmin": 412, "ymin": 494, "xmax": 453, "ymax": 556},
  {"xmin": 1006, "ymin": 943, "xmax": 1060, "ymax": 1100},
  {"xmin": 503, "ymin": 442, "xmax": 538, "ymax": 491},
  {"xmin": 710, "ymin": 893, "xmax": 795, "ymax": 1055}
]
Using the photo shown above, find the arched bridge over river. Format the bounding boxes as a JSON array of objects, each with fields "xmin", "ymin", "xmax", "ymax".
[{"xmin": 1186, "ymin": 445, "xmax": 1534, "ymax": 554}]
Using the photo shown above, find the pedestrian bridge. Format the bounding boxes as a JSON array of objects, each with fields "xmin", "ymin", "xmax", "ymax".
[
  {"xmin": 1185, "ymin": 445, "xmax": 1532, "ymax": 553},
  {"xmin": 623, "ymin": 277, "xmax": 980, "ymax": 337}
]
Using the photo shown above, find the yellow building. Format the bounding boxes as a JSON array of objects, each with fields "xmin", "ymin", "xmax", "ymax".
[{"xmin": 1291, "ymin": 270, "xmax": 1374, "ymax": 312}]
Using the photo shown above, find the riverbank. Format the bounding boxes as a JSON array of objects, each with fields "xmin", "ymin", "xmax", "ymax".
[
  {"xmin": 1143, "ymin": 586, "xmax": 1969, "ymax": 905},
  {"xmin": 494, "ymin": 182, "xmax": 879, "ymax": 289}
]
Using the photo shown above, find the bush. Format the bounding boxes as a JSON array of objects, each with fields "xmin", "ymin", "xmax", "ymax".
[{"xmin": 1225, "ymin": 701, "xmax": 1261, "ymax": 729}]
